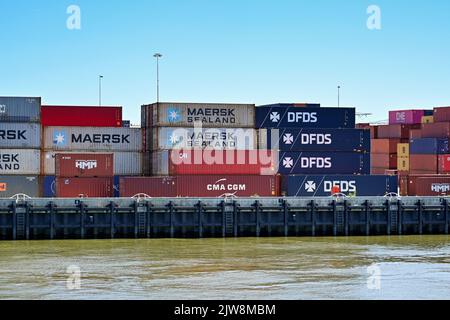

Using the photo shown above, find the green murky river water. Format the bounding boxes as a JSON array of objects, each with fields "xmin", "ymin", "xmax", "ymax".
[{"xmin": 0, "ymin": 236, "xmax": 449, "ymax": 300}]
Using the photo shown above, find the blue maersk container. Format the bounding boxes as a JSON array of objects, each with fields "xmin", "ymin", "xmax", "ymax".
[
  {"xmin": 277, "ymin": 152, "xmax": 370, "ymax": 175},
  {"xmin": 410, "ymin": 138, "xmax": 450, "ymax": 154},
  {"xmin": 260, "ymin": 128, "xmax": 370, "ymax": 152},
  {"xmin": 255, "ymin": 106, "xmax": 355, "ymax": 129},
  {"xmin": 282, "ymin": 175, "xmax": 398, "ymax": 197}
]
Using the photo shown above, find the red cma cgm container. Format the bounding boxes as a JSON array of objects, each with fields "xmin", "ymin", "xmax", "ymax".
[
  {"xmin": 55, "ymin": 154, "xmax": 114, "ymax": 177},
  {"xmin": 41, "ymin": 106, "xmax": 122, "ymax": 127},
  {"xmin": 168, "ymin": 150, "xmax": 277, "ymax": 176},
  {"xmin": 56, "ymin": 177, "xmax": 114, "ymax": 198},
  {"xmin": 119, "ymin": 176, "xmax": 281, "ymax": 197}
]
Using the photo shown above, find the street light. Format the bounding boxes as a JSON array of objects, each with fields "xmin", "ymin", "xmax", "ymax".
[
  {"xmin": 337, "ymin": 86, "xmax": 341, "ymax": 108},
  {"xmin": 153, "ymin": 53, "xmax": 163, "ymax": 103},
  {"xmin": 99, "ymin": 75, "xmax": 104, "ymax": 106}
]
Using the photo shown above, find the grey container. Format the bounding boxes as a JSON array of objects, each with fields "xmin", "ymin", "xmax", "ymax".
[
  {"xmin": 152, "ymin": 151, "xmax": 170, "ymax": 176},
  {"xmin": 0, "ymin": 149, "xmax": 40, "ymax": 175},
  {"xmin": 0, "ymin": 176, "xmax": 40, "ymax": 198},
  {"xmin": 0, "ymin": 123, "xmax": 41, "ymax": 148},
  {"xmin": 142, "ymin": 103, "xmax": 255, "ymax": 128},
  {"xmin": 152, "ymin": 127, "xmax": 257, "ymax": 151},
  {"xmin": 43, "ymin": 151, "xmax": 143, "ymax": 176},
  {"xmin": 0, "ymin": 97, "xmax": 41, "ymax": 123},
  {"xmin": 43, "ymin": 127, "xmax": 143, "ymax": 152}
]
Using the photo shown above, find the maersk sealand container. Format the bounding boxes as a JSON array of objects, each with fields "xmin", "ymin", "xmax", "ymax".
[
  {"xmin": 255, "ymin": 106, "xmax": 355, "ymax": 129},
  {"xmin": 278, "ymin": 152, "xmax": 370, "ymax": 175},
  {"xmin": 259, "ymin": 128, "xmax": 370, "ymax": 152},
  {"xmin": 282, "ymin": 175, "xmax": 398, "ymax": 197},
  {"xmin": 141, "ymin": 103, "xmax": 255, "ymax": 128},
  {"xmin": 0, "ymin": 97, "xmax": 41, "ymax": 123},
  {"xmin": 0, "ymin": 123, "xmax": 41, "ymax": 148}
]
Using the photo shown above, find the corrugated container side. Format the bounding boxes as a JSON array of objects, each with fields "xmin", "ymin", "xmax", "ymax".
[
  {"xmin": 410, "ymin": 154, "xmax": 438, "ymax": 172},
  {"xmin": 142, "ymin": 103, "xmax": 255, "ymax": 128},
  {"xmin": 389, "ymin": 110, "xmax": 425, "ymax": 125},
  {"xmin": 259, "ymin": 128, "xmax": 370, "ymax": 152},
  {"xmin": 55, "ymin": 153, "xmax": 114, "ymax": 177},
  {"xmin": 255, "ymin": 107, "xmax": 356, "ymax": 129},
  {"xmin": 152, "ymin": 150, "xmax": 277, "ymax": 176},
  {"xmin": 0, "ymin": 97, "xmax": 41, "ymax": 123},
  {"xmin": 278, "ymin": 152, "xmax": 370, "ymax": 175},
  {"xmin": 421, "ymin": 122, "xmax": 450, "ymax": 138},
  {"xmin": 397, "ymin": 157, "xmax": 410, "ymax": 171},
  {"xmin": 43, "ymin": 127, "xmax": 142, "ymax": 151},
  {"xmin": 377, "ymin": 124, "xmax": 421, "ymax": 139},
  {"xmin": 371, "ymin": 154, "xmax": 397, "ymax": 169},
  {"xmin": 405, "ymin": 175, "xmax": 450, "ymax": 196},
  {"xmin": 282, "ymin": 175, "xmax": 398, "ymax": 197},
  {"xmin": 0, "ymin": 150, "xmax": 40, "ymax": 175},
  {"xmin": 397, "ymin": 143, "xmax": 410, "ymax": 157},
  {"xmin": 410, "ymin": 129, "xmax": 422, "ymax": 139},
  {"xmin": 410, "ymin": 138, "xmax": 450, "ymax": 154},
  {"xmin": 0, "ymin": 176, "xmax": 40, "ymax": 198},
  {"xmin": 41, "ymin": 106, "xmax": 122, "ymax": 127},
  {"xmin": 56, "ymin": 177, "xmax": 114, "ymax": 198},
  {"xmin": 433, "ymin": 107, "xmax": 450, "ymax": 123},
  {"xmin": 152, "ymin": 127, "xmax": 257, "ymax": 150},
  {"xmin": 0, "ymin": 123, "xmax": 41, "ymax": 149},
  {"xmin": 120, "ymin": 177, "xmax": 177, "ymax": 197},
  {"xmin": 175, "ymin": 175, "xmax": 281, "ymax": 197},
  {"xmin": 371, "ymin": 139, "xmax": 402, "ymax": 154},
  {"xmin": 438, "ymin": 155, "xmax": 450, "ymax": 173},
  {"xmin": 422, "ymin": 116, "xmax": 434, "ymax": 124},
  {"xmin": 43, "ymin": 151, "xmax": 142, "ymax": 176}
]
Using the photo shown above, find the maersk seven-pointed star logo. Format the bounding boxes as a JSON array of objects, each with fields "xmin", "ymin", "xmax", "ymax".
[
  {"xmin": 168, "ymin": 133, "xmax": 181, "ymax": 146},
  {"xmin": 167, "ymin": 107, "xmax": 181, "ymax": 123},
  {"xmin": 283, "ymin": 157, "xmax": 294, "ymax": 169},
  {"xmin": 283, "ymin": 133, "xmax": 294, "ymax": 145},
  {"xmin": 270, "ymin": 112, "xmax": 280, "ymax": 123},
  {"xmin": 53, "ymin": 131, "xmax": 66, "ymax": 146},
  {"xmin": 305, "ymin": 181, "xmax": 317, "ymax": 193}
]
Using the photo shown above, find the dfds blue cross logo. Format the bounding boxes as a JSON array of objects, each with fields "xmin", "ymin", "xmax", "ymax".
[
  {"xmin": 53, "ymin": 131, "xmax": 67, "ymax": 146},
  {"xmin": 167, "ymin": 107, "xmax": 182, "ymax": 123}
]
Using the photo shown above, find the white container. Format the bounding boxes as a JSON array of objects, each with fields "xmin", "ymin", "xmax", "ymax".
[
  {"xmin": 0, "ymin": 149, "xmax": 40, "ymax": 175},
  {"xmin": 151, "ymin": 127, "xmax": 257, "ymax": 151},
  {"xmin": 141, "ymin": 103, "xmax": 255, "ymax": 128},
  {"xmin": 43, "ymin": 151, "xmax": 143, "ymax": 176},
  {"xmin": 0, "ymin": 123, "xmax": 41, "ymax": 148},
  {"xmin": 43, "ymin": 127, "xmax": 142, "ymax": 152}
]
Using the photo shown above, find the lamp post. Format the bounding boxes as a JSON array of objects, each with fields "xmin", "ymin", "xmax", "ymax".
[
  {"xmin": 99, "ymin": 75, "xmax": 104, "ymax": 106},
  {"xmin": 337, "ymin": 86, "xmax": 341, "ymax": 108},
  {"xmin": 153, "ymin": 53, "xmax": 163, "ymax": 103}
]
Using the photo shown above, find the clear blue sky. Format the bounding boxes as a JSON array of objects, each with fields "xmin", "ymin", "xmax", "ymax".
[{"xmin": 1, "ymin": 0, "xmax": 449, "ymax": 125}]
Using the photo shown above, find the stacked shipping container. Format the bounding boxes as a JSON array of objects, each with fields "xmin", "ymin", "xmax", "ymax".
[
  {"xmin": 0, "ymin": 97, "xmax": 42, "ymax": 198},
  {"xmin": 40, "ymin": 106, "xmax": 143, "ymax": 198},
  {"xmin": 256, "ymin": 104, "xmax": 397, "ymax": 197},
  {"xmin": 129, "ymin": 102, "xmax": 280, "ymax": 197}
]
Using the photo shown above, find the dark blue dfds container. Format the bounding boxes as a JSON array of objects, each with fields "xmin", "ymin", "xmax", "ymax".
[
  {"xmin": 43, "ymin": 176, "xmax": 56, "ymax": 198},
  {"xmin": 277, "ymin": 152, "xmax": 370, "ymax": 175},
  {"xmin": 255, "ymin": 106, "xmax": 355, "ymax": 129},
  {"xmin": 410, "ymin": 138, "xmax": 450, "ymax": 154},
  {"xmin": 260, "ymin": 128, "xmax": 370, "ymax": 152},
  {"xmin": 424, "ymin": 110, "xmax": 434, "ymax": 116},
  {"xmin": 282, "ymin": 175, "xmax": 398, "ymax": 197}
]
